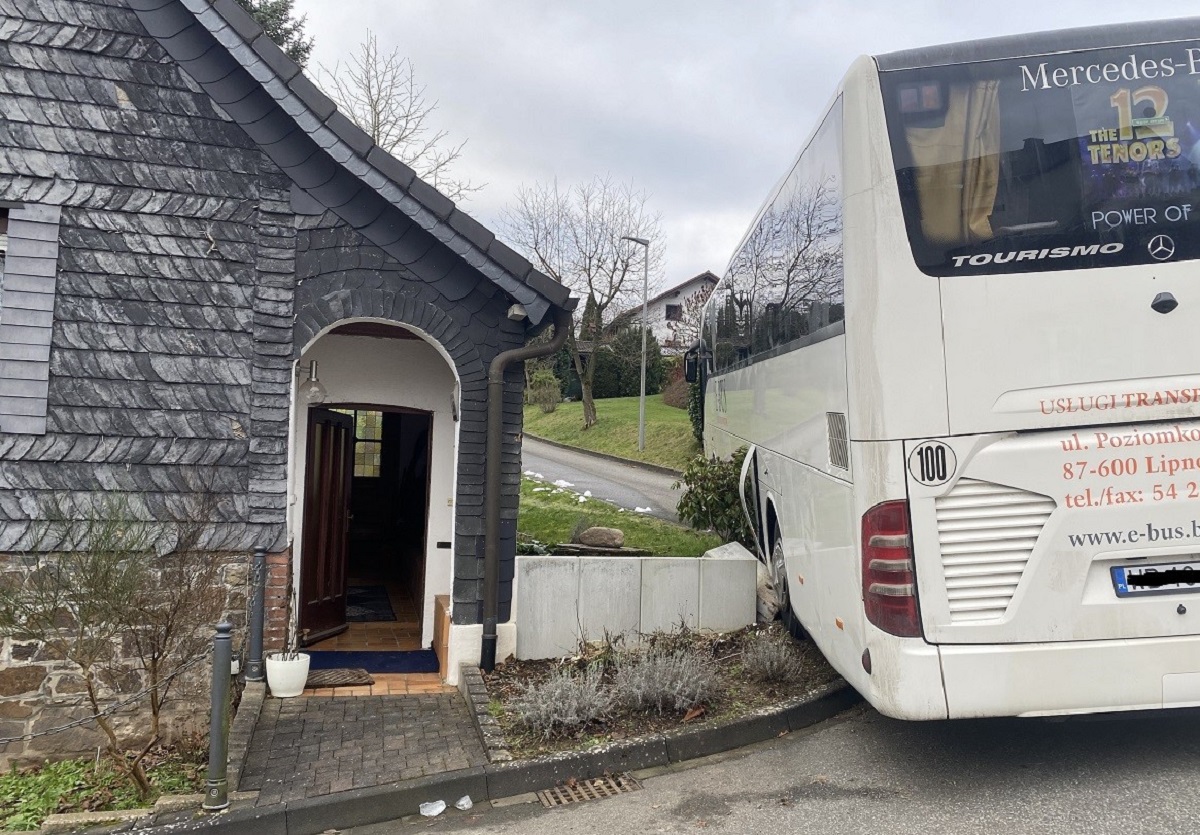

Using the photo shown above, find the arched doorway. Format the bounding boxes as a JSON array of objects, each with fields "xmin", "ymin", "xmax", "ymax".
[{"xmin": 289, "ymin": 320, "xmax": 458, "ymax": 655}]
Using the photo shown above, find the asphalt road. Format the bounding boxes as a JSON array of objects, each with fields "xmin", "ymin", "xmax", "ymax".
[
  {"xmin": 359, "ymin": 704, "xmax": 1200, "ymax": 834},
  {"xmin": 520, "ymin": 436, "xmax": 682, "ymax": 522}
]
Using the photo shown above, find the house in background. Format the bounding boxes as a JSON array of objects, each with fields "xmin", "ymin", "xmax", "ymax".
[
  {"xmin": 610, "ymin": 271, "xmax": 718, "ymax": 354},
  {"xmin": 0, "ymin": 0, "xmax": 572, "ymax": 761}
]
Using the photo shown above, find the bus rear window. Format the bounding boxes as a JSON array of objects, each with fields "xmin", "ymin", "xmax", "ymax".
[{"xmin": 882, "ymin": 43, "xmax": 1200, "ymax": 276}]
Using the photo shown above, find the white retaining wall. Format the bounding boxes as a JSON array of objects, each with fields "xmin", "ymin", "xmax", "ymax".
[{"xmin": 514, "ymin": 543, "xmax": 758, "ymax": 660}]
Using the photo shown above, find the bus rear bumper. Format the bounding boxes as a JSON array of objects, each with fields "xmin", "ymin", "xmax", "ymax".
[{"xmin": 939, "ymin": 634, "xmax": 1200, "ymax": 718}]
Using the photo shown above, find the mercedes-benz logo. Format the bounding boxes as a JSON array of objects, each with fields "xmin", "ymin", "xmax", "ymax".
[{"xmin": 1149, "ymin": 234, "xmax": 1176, "ymax": 261}]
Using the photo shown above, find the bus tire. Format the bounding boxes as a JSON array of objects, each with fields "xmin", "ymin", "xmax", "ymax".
[{"xmin": 770, "ymin": 537, "xmax": 805, "ymax": 640}]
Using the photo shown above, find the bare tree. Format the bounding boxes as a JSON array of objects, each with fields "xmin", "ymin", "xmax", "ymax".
[
  {"xmin": 318, "ymin": 31, "xmax": 479, "ymax": 201},
  {"xmin": 664, "ymin": 282, "xmax": 716, "ymax": 352},
  {"xmin": 501, "ymin": 175, "xmax": 664, "ymax": 428},
  {"xmin": 0, "ymin": 491, "xmax": 231, "ymax": 800}
]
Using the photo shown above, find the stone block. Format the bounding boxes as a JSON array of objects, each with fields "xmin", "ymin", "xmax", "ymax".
[
  {"xmin": 698, "ymin": 543, "xmax": 759, "ymax": 632},
  {"xmin": 640, "ymin": 558, "xmax": 700, "ymax": 634},
  {"xmin": 577, "ymin": 557, "xmax": 640, "ymax": 645},
  {"xmin": 0, "ymin": 702, "xmax": 33, "ymax": 720},
  {"xmin": 514, "ymin": 557, "xmax": 579, "ymax": 660},
  {"xmin": 0, "ymin": 666, "xmax": 45, "ymax": 697},
  {"xmin": 29, "ymin": 708, "xmax": 105, "ymax": 755}
]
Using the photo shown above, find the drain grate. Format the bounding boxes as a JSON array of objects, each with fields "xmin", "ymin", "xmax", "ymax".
[{"xmin": 536, "ymin": 773, "xmax": 642, "ymax": 807}]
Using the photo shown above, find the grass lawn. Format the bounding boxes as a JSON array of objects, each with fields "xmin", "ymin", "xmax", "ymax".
[
  {"xmin": 518, "ymin": 477, "xmax": 721, "ymax": 557},
  {"xmin": 523, "ymin": 395, "xmax": 700, "ymax": 471}
]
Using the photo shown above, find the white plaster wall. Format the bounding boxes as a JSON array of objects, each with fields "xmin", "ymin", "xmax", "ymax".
[
  {"xmin": 445, "ymin": 623, "xmax": 516, "ymax": 687},
  {"xmin": 287, "ymin": 328, "xmax": 459, "ymax": 648}
]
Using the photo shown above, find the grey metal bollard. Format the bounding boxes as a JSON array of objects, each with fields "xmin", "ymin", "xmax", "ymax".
[
  {"xmin": 245, "ymin": 546, "xmax": 266, "ymax": 682},
  {"xmin": 203, "ymin": 621, "xmax": 233, "ymax": 812}
]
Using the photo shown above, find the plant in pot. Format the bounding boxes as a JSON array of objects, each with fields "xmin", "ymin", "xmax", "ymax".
[{"xmin": 265, "ymin": 586, "xmax": 310, "ymax": 697}]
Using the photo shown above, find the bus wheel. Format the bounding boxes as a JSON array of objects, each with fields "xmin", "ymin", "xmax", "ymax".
[{"xmin": 770, "ymin": 537, "xmax": 805, "ymax": 640}]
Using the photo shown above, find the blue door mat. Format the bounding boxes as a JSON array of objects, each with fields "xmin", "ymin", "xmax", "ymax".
[{"xmin": 306, "ymin": 649, "xmax": 439, "ymax": 674}]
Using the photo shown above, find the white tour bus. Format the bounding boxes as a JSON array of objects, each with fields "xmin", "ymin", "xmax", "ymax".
[{"xmin": 699, "ymin": 18, "xmax": 1200, "ymax": 719}]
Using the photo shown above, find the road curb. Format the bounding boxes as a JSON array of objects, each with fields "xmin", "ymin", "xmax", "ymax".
[
  {"xmin": 113, "ymin": 680, "xmax": 860, "ymax": 835},
  {"xmin": 524, "ymin": 433, "xmax": 684, "ymax": 478}
]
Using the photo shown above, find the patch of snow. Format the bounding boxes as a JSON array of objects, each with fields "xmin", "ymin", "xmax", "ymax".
[
  {"xmin": 635, "ymin": 507, "xmax": 653, "ymax": 514},
  {"xmin": 553, "ymin": 479, "xmax": 574, "ymax": 488}
]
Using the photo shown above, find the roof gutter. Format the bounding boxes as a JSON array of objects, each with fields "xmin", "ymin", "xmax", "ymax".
[{"xmin": 481, "ymin": 305, "xmax": 573, "ymax": 672}]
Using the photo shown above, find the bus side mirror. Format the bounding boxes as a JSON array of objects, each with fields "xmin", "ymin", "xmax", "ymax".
[{"xmin": 684, "ymin": 354, "xmax": 698, "ymax": 383}]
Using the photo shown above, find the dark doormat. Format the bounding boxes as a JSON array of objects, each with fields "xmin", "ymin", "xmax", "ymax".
[
  {"xmin": 305, "ymin": 668, "xmax": 374, "ymax": 688},
  {"xmin": 345, "ymin": 585, "xmax": 396, "ymax": 622},
  {"xmin": 306, "ymin": 650, "xmax": 440, "ymax": 674}
]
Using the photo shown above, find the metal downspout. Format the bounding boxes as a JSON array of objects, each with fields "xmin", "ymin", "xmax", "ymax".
[{"xmin": 481, "ymin": 306, "xmax": 573, "ymax": 672}]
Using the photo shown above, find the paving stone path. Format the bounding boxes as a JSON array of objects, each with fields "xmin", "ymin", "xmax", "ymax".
[{"xmin": 241, "ymin": 694, "xmax": 488, "ymax": 805}]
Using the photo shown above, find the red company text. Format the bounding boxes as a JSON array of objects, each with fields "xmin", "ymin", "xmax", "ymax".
[{"xmin": 1040, "ymin": 388, "xmax": 1200, "ymax": 415}]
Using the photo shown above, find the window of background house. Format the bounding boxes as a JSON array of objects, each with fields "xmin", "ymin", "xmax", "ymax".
[{"xmin": 665, "ymin": 303, "xmax": 683, "ymax": 322}]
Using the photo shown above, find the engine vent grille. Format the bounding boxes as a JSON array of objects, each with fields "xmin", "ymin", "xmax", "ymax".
[
  {"xmin": 935, "ymin": 479, "xmax": 1056, "ymax": 623},
  {"xmin": 827, "ymin": 412, "xmax": 849, "ymax": 470}
]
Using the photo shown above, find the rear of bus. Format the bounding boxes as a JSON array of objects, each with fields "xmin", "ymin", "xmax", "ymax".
[{"xmin": 861, "ymin": 19, "xmax": 1200, "ymax": 718}]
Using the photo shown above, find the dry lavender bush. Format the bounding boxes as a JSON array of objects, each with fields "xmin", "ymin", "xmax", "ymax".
[
  {"xmin": 741, "ymin": 630, "xmax": 807, "ymax": 683},
  {"xmin": 511, "ymin": 666, "xmax": 613, "ymax": 739},
  {"xmin": 612, "ymin": 648, "xmax": 720, "ymax": 715}
]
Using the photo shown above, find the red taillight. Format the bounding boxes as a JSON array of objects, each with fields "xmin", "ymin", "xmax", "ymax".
[{"xmin": 861, "ymin": 500, "xmax": 922, "ymax": 638}]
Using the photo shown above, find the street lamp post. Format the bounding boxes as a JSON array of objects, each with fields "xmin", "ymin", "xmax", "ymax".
[{"xmin": 620, "ymin": 235, "xmax": 649, "ymax": 452}]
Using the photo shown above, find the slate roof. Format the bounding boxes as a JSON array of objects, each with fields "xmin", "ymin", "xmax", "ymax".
[{"xmin": 126, "ymin": 0, "xmax": 572, "ymax": 327}]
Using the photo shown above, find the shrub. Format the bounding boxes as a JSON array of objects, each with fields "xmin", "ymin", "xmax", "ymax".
[
  {"xmin": 612, "ymin": 649, "xmax": 719, "ymax": 715},
  {"xmin": 512, "ymin": 667, "xmax": 613, "ymax": 738},
  {"xmin": 528, "ymin": 368, "xmax": 562, "ymax": 414},
  {"xmin": 591, "ymin": 326, "xmax": 665, "ymax": 399},
  {"xmin": 553, "ymin": 346, "xmax": 582, "ymax": 400},
  {"xmin": 675, "ymin": 447, "xmax": 753, "ymax": 546},
  {"xmin": 742, "ymin": 631, "xmax": 807, "ymax": 683},
  {"xmin": 661, "ymin": 378, "xmax": 689, "ymax": 410},
  {"xmin": 687, "ymin": 379, "xmax": 704, "ymax": 443}
]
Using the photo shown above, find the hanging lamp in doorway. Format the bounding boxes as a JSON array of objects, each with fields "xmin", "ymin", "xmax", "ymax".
[{"xmin": 297, "ymin": 360, "xmax": 328, "ymax": 405}]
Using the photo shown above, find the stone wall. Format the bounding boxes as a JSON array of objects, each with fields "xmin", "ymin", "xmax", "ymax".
[{"xmin": 0, "ymin": 551, "xmax": 249, "ymax": 767}]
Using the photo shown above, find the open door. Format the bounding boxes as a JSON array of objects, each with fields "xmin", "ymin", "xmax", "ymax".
[{"xmin": 299, "ymin": 408, "xmax": 354, "ymax": 645}]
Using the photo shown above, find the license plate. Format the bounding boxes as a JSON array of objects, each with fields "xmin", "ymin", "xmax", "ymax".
[{"xmin": 1112, "ymin": 560, "xmax": 1200, "ymax": 598}]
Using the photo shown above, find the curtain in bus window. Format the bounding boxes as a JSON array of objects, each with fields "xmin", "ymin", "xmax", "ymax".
[{"xmin": 905, "ymin": 81, "xmax": 1001, "ymax": 245}]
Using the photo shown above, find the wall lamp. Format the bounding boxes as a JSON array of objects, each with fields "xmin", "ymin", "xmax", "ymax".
[{"xmin": 296, "ymin": 360, "xmax": 327, "ymax": 405}]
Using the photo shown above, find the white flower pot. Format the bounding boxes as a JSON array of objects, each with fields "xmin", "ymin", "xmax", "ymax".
[{"xmin": 265, "ymin": 652, "xmax": 311, "ymax": 698}]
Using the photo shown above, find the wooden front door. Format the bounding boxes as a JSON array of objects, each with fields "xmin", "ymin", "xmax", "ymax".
[{"xmin": 299, "ymin": 408, "xmax": 353, "ymax": 645}]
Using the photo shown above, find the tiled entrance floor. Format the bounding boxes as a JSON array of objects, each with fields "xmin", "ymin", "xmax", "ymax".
[
  {"xmin": 306, "ymin": 621, "xmax": 422, "ymax": 651},
  {"xmin": 300, "ymin": 581, "xmax": 442, "ymax": 697},
  {"xmin": 301, "ymin": 672, "xmax": 452, "ymax": 697},
  {"xmin": 305, "ymin": 581, "xmax": 423, "ymax": 651}
]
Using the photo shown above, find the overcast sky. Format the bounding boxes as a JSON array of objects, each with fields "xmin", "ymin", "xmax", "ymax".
[{"xmin": 292, "ymin": 1, "xmax": 1167, "ymax": 291}]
